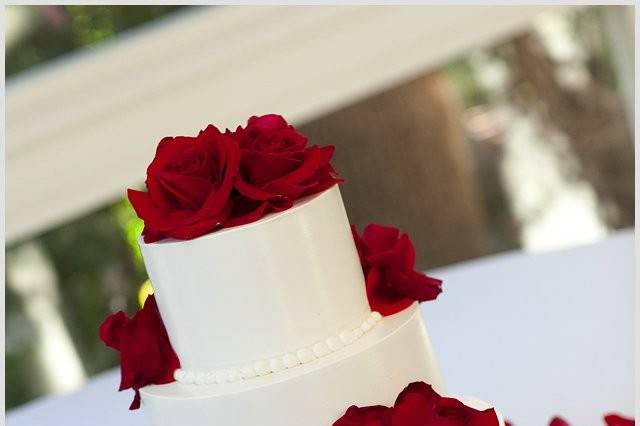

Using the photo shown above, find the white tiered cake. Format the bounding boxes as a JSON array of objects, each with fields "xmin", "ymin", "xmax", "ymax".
[
  {"xmin": 138, "ymin": 186, "xmax": 445, "ymax": 425},
  {"xmin": 100, "ymin": 114, "xmax": 502, "ymax": 426}
]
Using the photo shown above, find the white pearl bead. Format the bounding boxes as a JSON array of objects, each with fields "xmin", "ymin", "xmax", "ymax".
[
  {"xmin": 326, "ymin": 336, "xmax": 344, "ymax": 351},
  {"xmin": 215, "ymin": 370, "xmax": 229, "ymax": 384},
  {"xmin": 227, "ymin": 370, "xmax": 241, "ymax": 382},
  {"xmin": 195, "ymin": 372, "xmax": 206, "ymax": 385},
  {"xmin": 254, "ymin": 360, "xmax": 270, "ymax": 376},
  {"xmin": 297, "ymin": 348, "xmax": 316, "ymax": 364},
  {"xmin": 339, "ymin": 330, "xmax": 355, "ymax": 345},
  {"xmin": 170, "ymin": 311, "xmax": 386, "ymax": 387},
  {"xmin": 184, "ymin": 371, "xmax": 196, "ymax": 384},
  {"xmin": 312, "ymin": 342, "xmax": 330, "ymax": 358},
  {"xmin": 283, "ymin": 353, "xmax": 301, "ymax": 368},
  {"xmin": 240, "ymin": 365, "xmax": 256, "ymax": 379},
  {"xmin": 205, "ymin": 372, "xmax": 216, "ymax": 384},
  {"xmin": 269, "ymin": 358, "xmax": 285, "ymax": 373}
]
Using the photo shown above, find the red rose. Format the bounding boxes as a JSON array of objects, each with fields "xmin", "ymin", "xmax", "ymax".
[
  {"xmin": 549, "ymin": 418, "xmax": 571, "ymax": 426},
  {"xmin": 128, "ymin": 125, "xmax": 240, "ymax": 243},
  {"xmin": 227, "ymin": 114, "xmax": 342, "ymax": 224},
  {"xmin": 99, "ymin": 295, "xmax": 180, "ymax": 410},
  {"xmin": 351, "ymin": 224, "xmax": 442, "ymax": 316},
  {"xmin": 333, "ymin": 382, "xmax": 500, "ymax": 426}
]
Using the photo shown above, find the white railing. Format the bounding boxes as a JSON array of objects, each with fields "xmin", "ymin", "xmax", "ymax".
[{"xmin": 6, "ymin": 5, "xmax": 560, "ymax": 243}]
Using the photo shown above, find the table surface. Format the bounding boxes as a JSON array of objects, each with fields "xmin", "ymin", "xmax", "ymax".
[{"xmin": 8, "ymin": 230, "xmax": 634, "ymax": 426}]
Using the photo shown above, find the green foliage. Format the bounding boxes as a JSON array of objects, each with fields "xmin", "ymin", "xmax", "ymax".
[
  {"xmin": 6, "ymin": 5, "xmax": 185, "ymax": 77},
  {"xmin": 5, "ymin": 200, "xmax": 148, "ymax": 409},
  {"xmin": 111, "ymin": 199, "xmax": 145, "ymax": 269},
  {"xmin": 444, "ymin": 58, "xmax": 486, "ymax": 108}
]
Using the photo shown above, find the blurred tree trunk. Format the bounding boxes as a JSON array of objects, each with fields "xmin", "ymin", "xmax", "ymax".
[
  {"xmin": 300, "ymin": 71, "xmax": 490, "ymax": 269},
  {"xmin": 500, "ymin": 31, "xmax": 634, "ymax": 228}
]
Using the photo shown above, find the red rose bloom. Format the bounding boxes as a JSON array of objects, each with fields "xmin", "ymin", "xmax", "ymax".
[
  {"xmin": 333, "ymin": 382, "xmax": 500, "ymax": 426},
  {"xmin": 99, "ymin": 295, "xmax": 180, "ymax": 410},
  {"xmin": 128, "ymin": 125, "xmax": 240, "ymax": 243},
  {"xmin": 549, "ymin": 418, "xmax": 571, "ymax": 426},
  {"xmin": 351, "ymin": 224, "xmax": 442, "ymax": 316},
  {"xmin": 227, "ymin": 114, "xmax": 342, "ymax": 224}
]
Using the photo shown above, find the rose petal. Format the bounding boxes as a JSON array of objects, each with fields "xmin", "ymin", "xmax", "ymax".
[
  {"xmin": 362, "ymin": 224, "xmax": 401, "ymax": 254},
  {"xmin": 249, "ymin": 114, "xmax": 289, "ymax": 131},
  {"xmin": 99, "ymin": 311, "xmax": 129, "ymax": 351},
  {"xmin": 226, "ymin": 199, "xmax": 268, "ymax": 228},
  {"xmin": 99, "ymin": 295, "xmax": 180, "ymax": 410},
  {"xmin": 365, "ymin": 268, "xmax": 414, "ymax": 316},
  {"xmin": 386, "ymin": 269, "xmax": 442, "ymax": 302},
  {"xmin": 241, "ymin": 151, "xmax": 300, "ymax": 185},
  {"xmin": 236, "ymin": 176, "xmax": 279, "ymax": 201},
  {"xmin": 272, "ymin": 145, "xmax": 327, "ymax": 184},
  {"xmin": 193, "ymin": 135, "xmax": 240, "ymax": 222},
  {"xmin": 157, "ymin": 172, "xmax": 212, "ymax": 210}
]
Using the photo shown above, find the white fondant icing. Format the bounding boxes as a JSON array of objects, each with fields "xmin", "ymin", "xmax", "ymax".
[
  {"xmin": 141, "ymin": 305, "xmax": 445, "ymax": 426},
  {"xmin": 139, "ymin": 186, "xmax": 370, "ymax": 374}
]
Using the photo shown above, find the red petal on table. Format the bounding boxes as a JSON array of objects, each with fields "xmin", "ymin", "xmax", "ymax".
[
  {"xmin": 604, "ymin": 414, "xmax": 635, "ymax": 426},
  {"xmin": 549, "ymin": 417, "xmax": 572, "ymax": 426}
]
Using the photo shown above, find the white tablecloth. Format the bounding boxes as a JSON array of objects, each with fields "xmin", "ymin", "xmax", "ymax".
[{"xmin": 8, "ymin": 230, "xmax": 634, "ymax": 426}]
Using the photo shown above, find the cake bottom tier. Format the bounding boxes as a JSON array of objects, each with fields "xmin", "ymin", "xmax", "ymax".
[{"xmin": 141, "ymin": 304, "xmax": 444, "ymax": 425}]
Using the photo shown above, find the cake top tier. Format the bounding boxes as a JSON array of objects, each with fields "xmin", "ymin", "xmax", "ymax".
[
  {"xmin": 139, "ymin": 185, "xmax": 370, "ymax": 372},
  {"xmin": 128, "ymin": 114, "xmax": 342, "ymax": 243}
]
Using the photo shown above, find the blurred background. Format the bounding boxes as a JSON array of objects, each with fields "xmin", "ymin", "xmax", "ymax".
[{"xmin": 5, "ymin": 5, "xmax": 634, "ymax": 411}]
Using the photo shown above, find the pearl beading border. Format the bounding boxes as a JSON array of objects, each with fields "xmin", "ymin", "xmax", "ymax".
[{"xmin": 173, "ymin": 311, "xmax": 382, "ymax": 385}]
